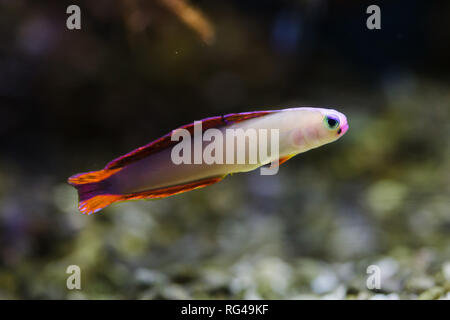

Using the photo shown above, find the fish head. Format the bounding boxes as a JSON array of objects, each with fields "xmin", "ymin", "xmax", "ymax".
[{"xmin": 291, "ymin": 107, "xmax": 349, "ymax": 151}]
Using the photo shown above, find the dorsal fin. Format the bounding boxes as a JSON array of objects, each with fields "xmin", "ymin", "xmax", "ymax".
[{"xmin": 105, "ymin": 110, "xmax": 275, "ymax": 170}]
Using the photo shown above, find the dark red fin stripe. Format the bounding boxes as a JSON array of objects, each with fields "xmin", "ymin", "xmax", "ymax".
[
  {"xmin": 105, "ymin": 110, "xmax": 275, "ymax": 170},
  {"xmin": 78, "ymin": 175, "xmax": 226, "ymax": 215}
]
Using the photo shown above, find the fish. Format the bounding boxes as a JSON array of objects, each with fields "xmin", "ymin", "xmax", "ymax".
[{"xmin": 68, "ymin": 107, "xmax": 348, "ymax": 215}]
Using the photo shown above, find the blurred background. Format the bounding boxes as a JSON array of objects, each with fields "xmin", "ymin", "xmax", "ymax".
[{"xmin": 1, "ymin": 0, "xmax": 450, "ymax": 299}]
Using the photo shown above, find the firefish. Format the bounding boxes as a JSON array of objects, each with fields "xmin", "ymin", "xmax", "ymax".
[{"xmin": 68, "ymin": 107, "xmax": 348, "ymax": 215}]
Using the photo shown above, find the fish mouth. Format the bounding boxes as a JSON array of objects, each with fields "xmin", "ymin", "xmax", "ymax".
[{"xmin": 338, "ymin": 123, "xmax": 349, "ymax": 135}]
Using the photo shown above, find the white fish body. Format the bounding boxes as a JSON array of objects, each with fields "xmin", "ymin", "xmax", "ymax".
[{"xmin": 68, "ymin": 107, "xmax": 348, "ymax": 214}]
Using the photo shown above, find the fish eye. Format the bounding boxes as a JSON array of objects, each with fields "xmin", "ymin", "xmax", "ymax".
[{"xmin": 324, "ymin": 115, "xmax": 340, "ymax": 130}]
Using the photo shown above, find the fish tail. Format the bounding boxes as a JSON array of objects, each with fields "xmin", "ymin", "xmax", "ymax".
[{"xmin": 68, "ymin": 169, "xmax": 122, "ymax": 215}]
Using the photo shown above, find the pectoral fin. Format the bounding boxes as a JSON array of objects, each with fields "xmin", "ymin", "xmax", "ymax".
[{"xmin": 277, "ymin": 155, "xmax": 295, "ymax": 166}]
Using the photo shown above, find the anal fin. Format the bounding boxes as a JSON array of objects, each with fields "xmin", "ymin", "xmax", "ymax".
[
  {"xmin": 124, "ymin": 175, "xmax": 226, "ymax": 200},
  {"xmin": 78, "ymin": 175, "xmax": 226, "ymax": 215}
]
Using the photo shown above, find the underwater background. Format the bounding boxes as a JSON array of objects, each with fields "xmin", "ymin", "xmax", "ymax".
[{"xmin": 1, "ymin": 0, "xmax": 450, "ymax": 299}]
